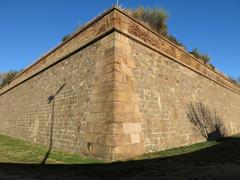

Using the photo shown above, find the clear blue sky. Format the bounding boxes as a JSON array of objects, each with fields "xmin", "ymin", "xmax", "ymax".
[{"xmin": 0, "ymin": 0, "xmax": 239, "ymax": 78}]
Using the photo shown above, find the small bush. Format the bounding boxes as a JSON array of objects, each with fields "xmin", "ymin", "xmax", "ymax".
[
  {"xmin": 0, "ymin": 73, "xmax": 5, "ymax": 83},
  {"xmin": 235, "ymin": 77, "xmax": 240, "ymax": 85},
  {"xmin": 0, "ymin": 71, "xmax": 19, "ymax": 87},
  {"xmin": 229, "ymin": 77, "xmax": 236, "ymax": 83},
  {"xmin": 127, "ymin": 6, "xmax": 168, "ymax": 36},
  {"xmin": 190, "ymin": 48, "xmax": 210, "ymax": 64},
  {"xmin": 208, "ymin": 63, "xmax": 215, "ymax": 70},
  {"xmin": 229, "ymin": 76, "xmax": 240, "ymax": 85},
  {"xmin": 127, "ymin": 7, "xmax": 212, "ymax": 65},
  {"xmin": 126, "ymin": 7, "xmax": 185, "ymax": 49},
  {"xmin": 166, "ymin": 34, "xmax": 185, "ymax": 47},
  {"xmin": 62, "ymin": 34, "xmax": 72, "ymax": 42}
]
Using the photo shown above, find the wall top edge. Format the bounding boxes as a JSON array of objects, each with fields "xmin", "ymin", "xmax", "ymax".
[
  {"xmin": 113, "ymin": 7, "xmax": 240, "ymax": 92},
  {"xmin": 1, "ymin": 6, "xmax": 239, "ymax": 93},
  {"xmin": 0, "ymin": 6, "xmax": 118, "ymax": 91}
]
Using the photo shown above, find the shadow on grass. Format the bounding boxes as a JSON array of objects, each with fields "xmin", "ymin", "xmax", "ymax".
[{"xmin": 1, "ymin": 137, "xmax": 240, "ymax": 179}]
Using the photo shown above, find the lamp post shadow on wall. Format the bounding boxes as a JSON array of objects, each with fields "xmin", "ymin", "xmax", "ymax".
[{"xmin": 41, "ymin": 83, "xmax": 66, "ymax": 165}]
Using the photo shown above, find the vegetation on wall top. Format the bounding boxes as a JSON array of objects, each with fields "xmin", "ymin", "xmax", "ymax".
[
  {"xmin": 0, "ymin": 73, "xmax": 5, "ymax": 83},
  {"xmin": 189, "ymin": 48, "xmax": 210, "ymax": 64},
  {"xmin": 0, "ymin": 71, "xmax": 20, "ymax": 87},
  {"xmin": 124, "ymin": 6, "xmax": 240, "ymax": 86},
  {"xmin": 229, "ymin": 77, "xmax": 240, "ymax": 86},
  {"xmin": 39, "ymin": 6, "xmax": 240, "ymax": 88},
  {"xmin": 62, "ymin": 6, "xmax": 213, "ymax": 67},
  {"xmin": 62, "ymin": 34, "xmax": 72, "ymax": 42},
  {"xmin": 127, "ymin": 7, "xmax": 168, "ymax": 36},
  {"xmin": 124, "ymin": 7, "xmax": 218, "ymax": 65},
  {"xmin": 124, "ymin": 7, "xmax": 184, "ymax": 47}
]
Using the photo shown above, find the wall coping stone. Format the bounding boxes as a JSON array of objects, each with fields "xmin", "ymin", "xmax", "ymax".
[{"xmin": 1, "ymin": 6, "xmax": 239, "ymax": 96}]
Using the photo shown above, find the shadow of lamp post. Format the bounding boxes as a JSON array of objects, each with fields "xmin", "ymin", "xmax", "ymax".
[{"xmin": 41, "ymin": 83, "xmax": 65, "ymax": 165}]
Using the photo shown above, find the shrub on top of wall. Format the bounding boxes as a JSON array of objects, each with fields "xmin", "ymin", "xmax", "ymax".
[
  {"xmin": 61, "ymin": 6, "xmax": 222, "ymax": 80},
  {"xmin": 125, "ymin": 7, "xmax": 185, "ymax": 49},
  {"xmin": 208, "ymin": 63, "xmax": 215, "ymax": 70},
  {"xmin": 229, "ymin": 76, "xmax": 240, "ymax": 86},
  {"xmin": 0, "ymin": 73, "xmax": 5, "ymax": 84},
  {"xmin": 0, "ymin": 71, "xmax": 20, "ymax": 87},
  {"xmin": 125, "ymin": 7, "xmax": 214, "ymax": 63},
  {"xmin": 62, "ymin": 34, "xmax": 72, "ymax": 42},
  {"xmin": 127, "ymin": 6, "xmax": 168, "ymax": 36},
  {"xmin": 165, "ymin": 34, "xmax": 185, "ymax": 48},
  {"xmin": 190, "ymin": 48, "xmax": 210, "ymax": 64}
]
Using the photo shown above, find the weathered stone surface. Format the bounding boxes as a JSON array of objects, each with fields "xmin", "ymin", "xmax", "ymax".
[{"xmin": 0, "ymin": 7, "xmax": 240, "ymax": 161}]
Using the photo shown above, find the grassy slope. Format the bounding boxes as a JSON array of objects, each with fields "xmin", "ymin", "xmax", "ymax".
[
  {"xmin": 0, "ymin": 134, "xmax": 239, "ymax": 179},
  {"xmin": 0, "ymin": 134, "xmax": 100, "ymax": 164},
  {"xmin": 137, "ymin": 140, "xmax": 220, "ymax": 160},
  {"xmin": 0, "ymin": 133, "xmax": 234, "ymax": 164}
]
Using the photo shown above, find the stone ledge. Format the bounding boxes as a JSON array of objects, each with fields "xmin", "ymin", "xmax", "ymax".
[
  {"xmin": 0, "ymin": 7, "xmax": 117, "ymax": 96},
  {"xmin": 1, "ymin": 6, "xmax": 239, "ymax": 97},
  {"xmin": 113, "ymin": 7, "xmax": 240, "ymax": 95}
]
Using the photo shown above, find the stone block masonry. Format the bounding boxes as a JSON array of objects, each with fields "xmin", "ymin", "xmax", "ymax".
[{"xmin": 0, "ymin": 7, "xmax": 240, "ymax": 161}]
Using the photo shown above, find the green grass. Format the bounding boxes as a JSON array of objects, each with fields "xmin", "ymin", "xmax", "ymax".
[
  {"xmin": 0, "ymin": 134, "xmax": 239, "ymax": 179},
  {"xmin": 137, "ymin": 135, "xmax": 240, "ymax": 160},
  {"xmin": 0, "ymin": 134, "xmax": 101, "ymax": 164},
  {"xmin": 137, "ymin": 140, "xmax": 220, "ymax": 160},
  {"xmin": 0, "ymin": 133, "xmax": 237, "ymax": 164}
]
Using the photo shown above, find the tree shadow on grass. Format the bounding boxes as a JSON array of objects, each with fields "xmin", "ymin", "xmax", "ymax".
[{"xmin": 1, "ymin": 137, "xmax": 240, "ymax": 180}]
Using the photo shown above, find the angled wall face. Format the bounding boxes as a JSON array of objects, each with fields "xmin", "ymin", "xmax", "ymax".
[
  {"xmin": 113, "ymin": 8, "xmax": 240, "ymax": 153},
  {"xmin": 0, "ymin": 9, "xmax": 118, "ymax": 161},
  {"xmin": 0, "ymin": 7, "xmax": 240, "ymax": 161},
  {"xmin": 0, "ymin": 32, "xmax": 116, "ymax": 160},
  {"xmin": 115, "ymin": 31, "xmax": 240, "ymax": 152}
]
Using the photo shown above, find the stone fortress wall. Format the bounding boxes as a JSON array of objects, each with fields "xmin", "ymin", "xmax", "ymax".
[{"xmin": 0, "ymin": 7, "xmax": 239, "ymax": 160}]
